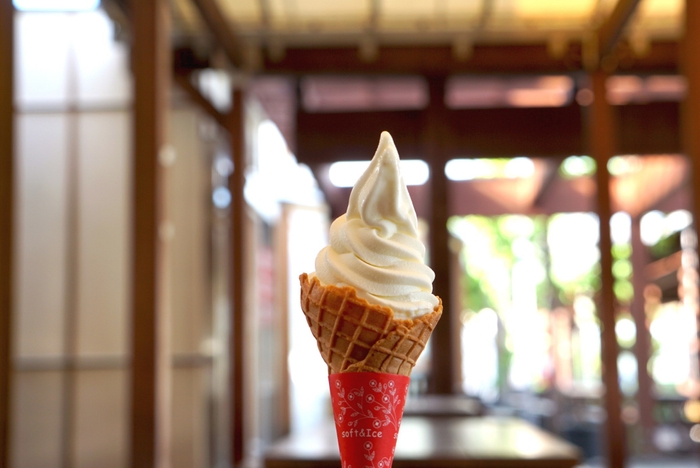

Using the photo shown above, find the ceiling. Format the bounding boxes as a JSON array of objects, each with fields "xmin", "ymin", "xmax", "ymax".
[
  {"xmin": 171, "ymin": 0, "xmax": 683, "ymax": 49},
  {"xmin": 159, "ymin": 0, "xmax": 691, "ymax": 222}
]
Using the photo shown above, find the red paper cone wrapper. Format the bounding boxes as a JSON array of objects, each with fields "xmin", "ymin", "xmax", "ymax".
[{"xmin": 329, "ymin": 372, "xmax": 410, "ymax": 468}]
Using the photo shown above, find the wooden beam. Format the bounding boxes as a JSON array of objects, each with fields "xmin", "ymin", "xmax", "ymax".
[
  {"xmin": 532, "ymin": 159, "xmax": 562, "ymax": 208},
  {"xmin": 60, "ymin": 86, "xmax": 80, "ymax": 468},
  {"xmin": 266, "ymin": 43, "xmax": 580, "ymax": 75},
  {"xmin": 296, "ymin": 102, "xmax": 680, "ymax": 167},
  {"xmin": 630, "ymin": 218, "xmax": 655, "ymax": 452},
  {"xmin": 262, "ymin": 42, "xmax": 677, "ymax": 75},
  {"xmin": 476, "ymin": 0, "xmax": 495, "ymax": 30},
  {"xmin": 682, "ymin": 0, "xmax": 700, "ymax": 407},
  {"xmin": 173, "ymin": 72, "xmax": 228, "ymax": 129},
  {"xmin": 258, "ymin": 0, "xmax": 271, "ymax": 29},
  {"xmin": 296, "ymin": 107, "xmax": 580, "ymax": 164},
  {"xmin": 297, "ymin": 110, "xmax": 425, "ymax": 164},
  {"xmin": 130, "ymin": 0, "xmax": 171, "ymax": 466},
  {"xmin": 589, "ymin": 70, "xmax": 626, "ymax": 468},
  {"xmin": 228, "ymin": 87, "xmax": 246, "ymax": 465},
  {"xmin": 190, "ymin": 0, "xmax": 244, "ymax": 68},
  {"xmin": 445, "ymin": 105, "xmax": 584, "ymax": 157},
  {"xmin": 274, "ymin": 210, "xmax": 291, "ymax": 438},
  {"xmin": 0, "ymin": 2, "xmax": 13, "ymax": 467},
  {"xmin": 618, "ymin": 102, "xmax": 681, "ymax": 155},
  {"xmin": 424, "ymin": 77, "xmax": 456, "ymax": 394},
  {"xmin": 597, "ymin": 0, "xmax": 643, "ymax": 60}
]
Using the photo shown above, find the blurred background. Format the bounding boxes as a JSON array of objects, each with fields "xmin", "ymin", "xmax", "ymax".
[{"xmin": 1, "ymin": 0, "xmax": 700, "ymax": 467}]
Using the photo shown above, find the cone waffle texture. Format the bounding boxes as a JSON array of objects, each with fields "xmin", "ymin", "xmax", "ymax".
[{"xmin": 300, "ymin": 273, "xmax": 442, "ymax": 376}]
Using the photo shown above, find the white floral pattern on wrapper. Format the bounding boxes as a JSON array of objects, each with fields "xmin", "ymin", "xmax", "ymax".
[{"xmin": 332, "ymin": 377, "xmax": 409, "ymax": 468}]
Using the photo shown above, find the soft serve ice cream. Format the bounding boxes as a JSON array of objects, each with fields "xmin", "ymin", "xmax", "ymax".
[
  {"xmin": 312, "ymin": 131, "xmax": 439, "ymax": 319},
  {"xmin": 300, "ymin": 130, "xmax": 442, "ymax": 376},
  {"xmin": 299, "ymin": 131, "xmax": 442, "ymax": 468}
]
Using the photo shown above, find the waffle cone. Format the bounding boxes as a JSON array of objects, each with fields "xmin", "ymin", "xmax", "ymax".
[{"xmin": 300, "ymin": 273, "xmax": 442, "ymax": 376}]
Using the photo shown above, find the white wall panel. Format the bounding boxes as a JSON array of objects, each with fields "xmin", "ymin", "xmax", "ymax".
[
  {"xmin": 11, "ymin": 372, "xmax": 63, "ymax": 468},
  {"xmin": 14, "ymin": 13, "xmax": 71, "ymax": 108},
  {"xmin": 73, "ymin": 11, "xmax": 132, "ymax": 107},
  {"xmin": 76, "ymin": 111, "xmax": 131, "ymax": 357},
  {"xmin": 74, "ymin": 370, "xmax": 128, "ymax": 468},
  {"xmin": 171, "ymin": 368, "xmax": 208, "ymax": 468},
  {"xmin": 168, "ymin": 109, "xmax": 210, "ymax": 355},
  {"xmin": 15, "ymin": 113, "xmax": 69, "ymax": 357}
]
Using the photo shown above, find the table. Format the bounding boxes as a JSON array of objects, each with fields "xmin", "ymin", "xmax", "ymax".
[
  {"xmin": 264, "ymin": 416, "xmax": 582, "ymax": 468},
  {"xmin": 403, "ymin": 394, "xmax": 484, "ymax": 417}
]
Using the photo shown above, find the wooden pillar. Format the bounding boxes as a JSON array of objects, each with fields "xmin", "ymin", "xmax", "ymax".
[
  {"xmin": 590, "ymin": 70, "xmax": 625, "ymax": 468},
  {"xmin": 425, "ymin": 76, "xmax": 456, "ymax": 394},
  {"xmin": 274, "ymin": 210, "xmax": 291, "ymax": 437},
  {"xmin": 0, "ymin": 2, "xmax": 13, "ymax": 467},
  {"xmin": 130, "ymin": 0, "xmax": 171, "ymax": 466},
  {"xmin": 630, "ymin": 218, "xmax": 655, "ymax": 450},
  {"xmin": 683, "ymin": 0, "xmax": 700, "ymax": 399},
  {"xmin": 228, "ymin": 87, "xmax": 246, "ymax": 465}
]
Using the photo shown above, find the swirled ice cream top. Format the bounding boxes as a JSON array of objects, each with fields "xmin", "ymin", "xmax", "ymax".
[{"xmin": 313, "ymin": 131, "xmax": 438, "ymax": 319}]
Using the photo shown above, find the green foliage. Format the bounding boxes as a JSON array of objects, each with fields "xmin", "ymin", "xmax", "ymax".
[
  {"xmin": 649, "ymin": 231, "xmax": 681, "ymax": 260},
  {"xmin": 461, "ymin": 269, "xmax": 490, "ymax": 312},
  {"xmin": 612, "ymin": 243, "xmax": 632, "ymax": 260},
  {"xmin": 612, "ymin": 259, "xmax": 633, "ymax": 279},
  {"xmin": 559, "ymin": 155, "xmax": 596, "ymax": 179},
  {"xmin": 450, "ymin": 215, "xmax": 549, "ymax": 315},
  {"xmin": 450, "ymin": 212, "xmax": 608, "ymax": 393}
]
